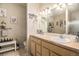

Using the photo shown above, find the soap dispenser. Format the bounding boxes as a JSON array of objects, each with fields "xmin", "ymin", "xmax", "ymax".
[{"xmin": 76, "ymin": 32, "xmax": 79, "ymax": 42}]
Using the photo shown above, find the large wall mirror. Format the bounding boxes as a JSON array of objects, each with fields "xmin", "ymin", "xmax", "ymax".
[
  {"xmin": 44, "ymin": 3, "xmax": 79, "ymax": 35},
  {"xmin": 28, "ymin": 3, "xmax": 79, "ymax": 36}
]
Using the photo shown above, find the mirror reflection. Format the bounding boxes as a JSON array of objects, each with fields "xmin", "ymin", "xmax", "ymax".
[
  {"xmin": 28, "ymin": 3, "xmax": 79, "ymax": 36},
  {"xmin": 35, "ymin": 3, "xmax": 79, "ymax": 35}
]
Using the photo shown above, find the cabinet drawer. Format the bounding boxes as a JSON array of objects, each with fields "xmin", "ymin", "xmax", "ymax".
[
  {"xmin": 42, "ymin": 47, "xmax": 49, "ymax": 56},
  {"xmin": 36, "ymin": 44, "xmax": 41, "ymax": 54},
  {"xmin": 30, "ymin": 36, "xmax": 37, "ymax": 42},
  {"xmin": 49, "ymin": 43, "xmax": 77, "ymax": 56}
]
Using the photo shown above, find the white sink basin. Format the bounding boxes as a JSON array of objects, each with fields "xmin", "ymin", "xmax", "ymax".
[
  {"xmin": 50, "ymin": 37, "xmax": 66, "ymax": 43},
  {"xmin": 50, "ymin": 35, "xmax": 76, "ymax": 43}
]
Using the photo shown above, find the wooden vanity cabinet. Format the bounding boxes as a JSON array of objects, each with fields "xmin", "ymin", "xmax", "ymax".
[
  {"xmin": 42, "ymin": 41, "xmax": 78, "ymax": 56},
  {"xmin": 29, "ymin": 36, "xmax": 79, "ymax": 56}
]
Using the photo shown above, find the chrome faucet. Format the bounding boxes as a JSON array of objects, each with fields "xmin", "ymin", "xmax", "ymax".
[{"xmin": 76, "ymin": 32, "xmax": 79, "ymax": 42}]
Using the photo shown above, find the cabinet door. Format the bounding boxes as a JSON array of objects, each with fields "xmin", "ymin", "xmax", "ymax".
[
  {"xmin": 36, "ymin": 44, "xmax": 41, "ymax": 54},
  {"xmin": 42, "ymin": 47, "xmax": 49, "ymax": 56},
  {"xmin": 30, "ymin": 41, "xmax": 36, "ymax": 56},
  {"xmin": 37, "ymin": 39, "xmax": 41, "ymax": 44},
  {"xmin": 50, "ymin": 51, "xmax": 58, "ymax": 56}
]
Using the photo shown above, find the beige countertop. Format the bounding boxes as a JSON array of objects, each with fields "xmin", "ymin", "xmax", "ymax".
[{"xmin": 30, "ymin": 33, "xmax": 79, "ymax": 53}]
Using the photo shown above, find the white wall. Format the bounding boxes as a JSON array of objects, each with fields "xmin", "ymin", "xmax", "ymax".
[{"xmin": 27, "ymin": 3, "xmax": 48, "ymax": 39}]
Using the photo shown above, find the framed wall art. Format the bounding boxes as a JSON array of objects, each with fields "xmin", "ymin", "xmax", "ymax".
[
  {"xmin": 0, "ymin": 8, "xmax": 7, "ymax": 17},
  {"xmin": 10, "ymin": 16, "xmax": 17, "ymax": 24}
]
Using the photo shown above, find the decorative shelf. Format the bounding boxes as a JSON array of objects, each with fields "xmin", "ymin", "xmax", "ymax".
[
  {"xmin": 0, "ymin": 46, "xmax": 18, "ymax": 53},
  {"xmin": 0, "ymin": 40, "xmax": 17, "ymax": 53},
  {"xmin": 0, "ymin": 46, "xmax": 15, "ymax": 53}
]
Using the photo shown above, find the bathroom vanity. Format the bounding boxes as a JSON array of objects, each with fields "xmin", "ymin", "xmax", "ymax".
[{"xmin": 29, "ymin": 33, "xmax": 79, "ymax": 56}]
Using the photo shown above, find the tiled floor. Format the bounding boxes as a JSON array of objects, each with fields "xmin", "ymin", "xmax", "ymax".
[{"xmin": 0, "ymin": 48, "xmax": 28, "ymax": 56}]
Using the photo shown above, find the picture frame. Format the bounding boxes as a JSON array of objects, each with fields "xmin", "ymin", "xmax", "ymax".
[
  {"xmin": 0, "ymin": 8, "xmax": 7, "ymax": 17},
  {"xmin": 10, "ymin": 16, "xmax": 17, "ymax": 24}
]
